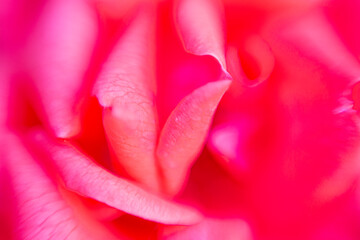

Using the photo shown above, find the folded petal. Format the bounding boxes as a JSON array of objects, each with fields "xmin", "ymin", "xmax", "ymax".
[
  {"xmin": 175, "ymin": 0, "xmax": 228, "ymax": 75},
  {"xmin": 157, "ymin": 80, "xmax": 231, "ymax": 195},
  {"xmin": 93, "ymin": 7, "xmax": 160, "ymax": 191},
  {"xmin": 226, "ymin": 35, "xmax": 275, "ymax": 87},
  {"xmin": 26, "ymin": 0, "xmax": 97, "ymax": 138},
  {"xmin": 2, "ymin": 133, "xmax": 118, "ymax": 240},
  {"xmin": 28, "ymin": 130, "xmax": 202, "ymax": 225}
]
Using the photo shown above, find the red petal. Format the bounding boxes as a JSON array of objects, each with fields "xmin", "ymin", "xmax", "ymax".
[
  {"xmin": 325, "ymin": 0, "xmax": 360, "ymax": 58},
  {"xmin": 226, "ymin": 35, "xmax": 275, "ymax": 87},
  {"xmin": 157, "ymin": 80, "xmax": 231, "ymax": 195},
  {"xmin": 26, "ymin": 0, "xmax": 97, "ymax": 138},
  {"xmin": 93, "ymin": 7, "xmax": 160, "ymax": 191},
  {"xmin": 272, "ymin": 11, "xmax": 360, "ymax": 87},
  {"xmin": 222, "ymin": 0, "xmax": 325, "ymax": 11},
  {"xmin": 28, "ymin": 130, "xmax": 202, "ymax": 225},
  {"xmin": 208, "ymin": 117, "xmax": 257, "ymax": 177},
  {"xmin": 0, "ymin": 62, "xmax": 10, "ymax": 128}
]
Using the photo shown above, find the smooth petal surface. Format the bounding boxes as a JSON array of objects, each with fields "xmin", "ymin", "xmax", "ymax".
[
  {"xmin": 157, "ymin": 80, "xmax": 231, "ymax": 195},
  {"xmin": 273, "ymin": 11, "xmax": 360, "ymax": 88},
  {"xmin": 28, "ymin": 130, "xmax": 202, "ymax": 225},
  {"xmin": 326, "ymin": 0, "xmax": 360, "ymax": 58},
  {"xmin": 222, "ymin": 0, "xmax": 326, "ymax": 11},
  {"xmin": 2, "ymin": 133, "xmax": 118, "ymax": 240},
  {"xmin": 175, "ymin": 0, "xmax": 228, "ymax": 75},
  {"xmin": 159, "ymin": 218, "xmax": 252, "ymax": 240},
  {"xmin": 205, "ymin": 9, "xmax": 360, "ymax": 239},
  {"xmin": 93, "ymin": 7, "xmax": 160, "ymax": 191},
  {"xmin": 0, "ymin": 62, "xmax": 10, "ymax": 128},
  {"xmin": 26, "ymin": 0, "xmax": 97, "ymax": 138},
  {"xmin": 208, "ymin": 117, "xmax": 256, "ymax": 177}
]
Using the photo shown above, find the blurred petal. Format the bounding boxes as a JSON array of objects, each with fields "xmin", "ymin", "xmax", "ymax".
[
  {"xmin": 93, "ymin": 7, "xmax": 160, "ymax": 191},
  {"xmin": 159, "ymin": 217, "xmax": 252, "ymax": 240},
  {"xmin": 28, "ymin": 130, "xmax": 202, "ymax": 225},
  {"xmin": 242, "ymin": 11, "xmax": 360, "ymax": 235},
  {"xmin": 325, "ymin": 0, "xmax": 360, "ymax": 59},
  {"xmin": 157, "ymin": 80, "xmax": 231, "ymax": 195},
  {"xmin": 205, "ymin": 10, "xmax": 360, "ymax": 238},
  {"xmin": 26, "ymin": 0, "xmax": 97, "ymax": 138},
  {"xmin": 226, "ymin": 35, "xmax": 275, "ymax": 86},
  {"xmin": 273, "ymin": 11, "xmax": 360, "ymax": 87},
  {"xmin": 2, "ymin": 133, "xmax": 117, "ymax": 240},
  {"xmin": 175, "ymin": 0, "xmax": 228, "ymax": 76},
  {"xmin": 208, "ymin": 117, "xmax": 256, "ymax": 177},
  {"xmin": 0, "ymin": 62, "xmax": 10, "ymax": 128},
  {"xmin": 222, "ymin": 0, "xmax": 327, "ymax": 12}
]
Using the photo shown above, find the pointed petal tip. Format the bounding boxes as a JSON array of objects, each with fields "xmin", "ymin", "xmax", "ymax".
[{"xmin": 157, "ymin": 79, "xmax": 231, "ymax": 195}]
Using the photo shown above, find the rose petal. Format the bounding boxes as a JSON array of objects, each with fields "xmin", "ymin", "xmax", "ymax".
[
  {"xmin": 93, "ymin": 7, "xmax": 160, "ymax": 191},
  {"xmin": 232, "ymin": 11, "xmax": 360, "ymax": 234},
  {"xmin": 26, "ymin": 0, "xmax": 97, "ymax": 138},
  {"xmin": 222, "ymin": 0, "xmax": 326, "ymax": 11},
  {"xmin": 28, "ymin": 130, "xmax": 202, "ymax": 225},
  {"xmin": 157, "ymin": 80, "xmax": 231, "ymax": 195},
  {"xmin": 325, "ymin": 0, "xmax": 360, "ymax": 59},
  {"xmin": 175, "ymin": 0, "xmax": 228, "ymax": 76},
  {"xmin": 0, "ymin": 62, "xmax": 10, "ymax": 128},
  {"xmin": 159, "ymin": 218, "xmax": 252, "ymax": 240},
  {"xmin": 208, "ymin": 118, "xmax": 256, "ymax": 177},
  {"xmin": 226, "ymin": 35, "xmax": 275, "ymax": 87},
  {"xmin": 274, "ymin": 11, "xmax": 360, "ymax": 87},
  {"xmin": 2, "ymin": 133, "xmax": 118, "ymax": 240}
]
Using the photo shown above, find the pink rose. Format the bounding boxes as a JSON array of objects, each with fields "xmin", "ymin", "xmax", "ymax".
[{"xmin": 1, "ymin": 0, "xmax": 360, "ymax": 239}]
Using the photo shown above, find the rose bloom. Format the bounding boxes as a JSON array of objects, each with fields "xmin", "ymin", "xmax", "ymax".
[{"xmin": 1, "ymin": 0, "xmax": 360, "ymax": 239}]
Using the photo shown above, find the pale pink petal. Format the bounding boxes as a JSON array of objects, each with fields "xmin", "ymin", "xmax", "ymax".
[
  {"xmin": 159, "ymin": 218, "xmax": 252, "ymax": 240},
  {"xmin": 175, "ymin": 0, "xmax": 228, "ymax": 75},
  {"xmin": 93, "ymin": 7, "xmax": 160, "ymax": 191},
  {"xmin": 2, "ymin": 133, "xmax": 118, "ymax": 240},
  {"xmin": 157, "ymin": 80, "xmax": 231, "ymax": 195},
  {"xmin": 26, "ymin": 0, "xmax": 97, "ymax": 138},
  {"xmin": 28, "ymin": 130, "xmax": 202, "ymax": 225}
]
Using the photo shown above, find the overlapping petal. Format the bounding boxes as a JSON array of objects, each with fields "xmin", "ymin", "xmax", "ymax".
[
  {"xmin": 93, "ymin": 6, "xmax": 160, "ymax": 191},
  {"xmin": 209, "ymin": 9, "xmax": 360, "ymax": 238},
  {"xmin": 157, "ymin": 80, "xmax": 231, "ymax": 194},
  {"xmin": 1, "ymin": 133, "xmax": 118, "ymax": 240},
  {"xmin": 175, "ymin": 0, "xmax": 228, "ymax": 76},
  {"xmin": 27, "ymin": 130, "xmax": 202, "ymax": 225}
]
